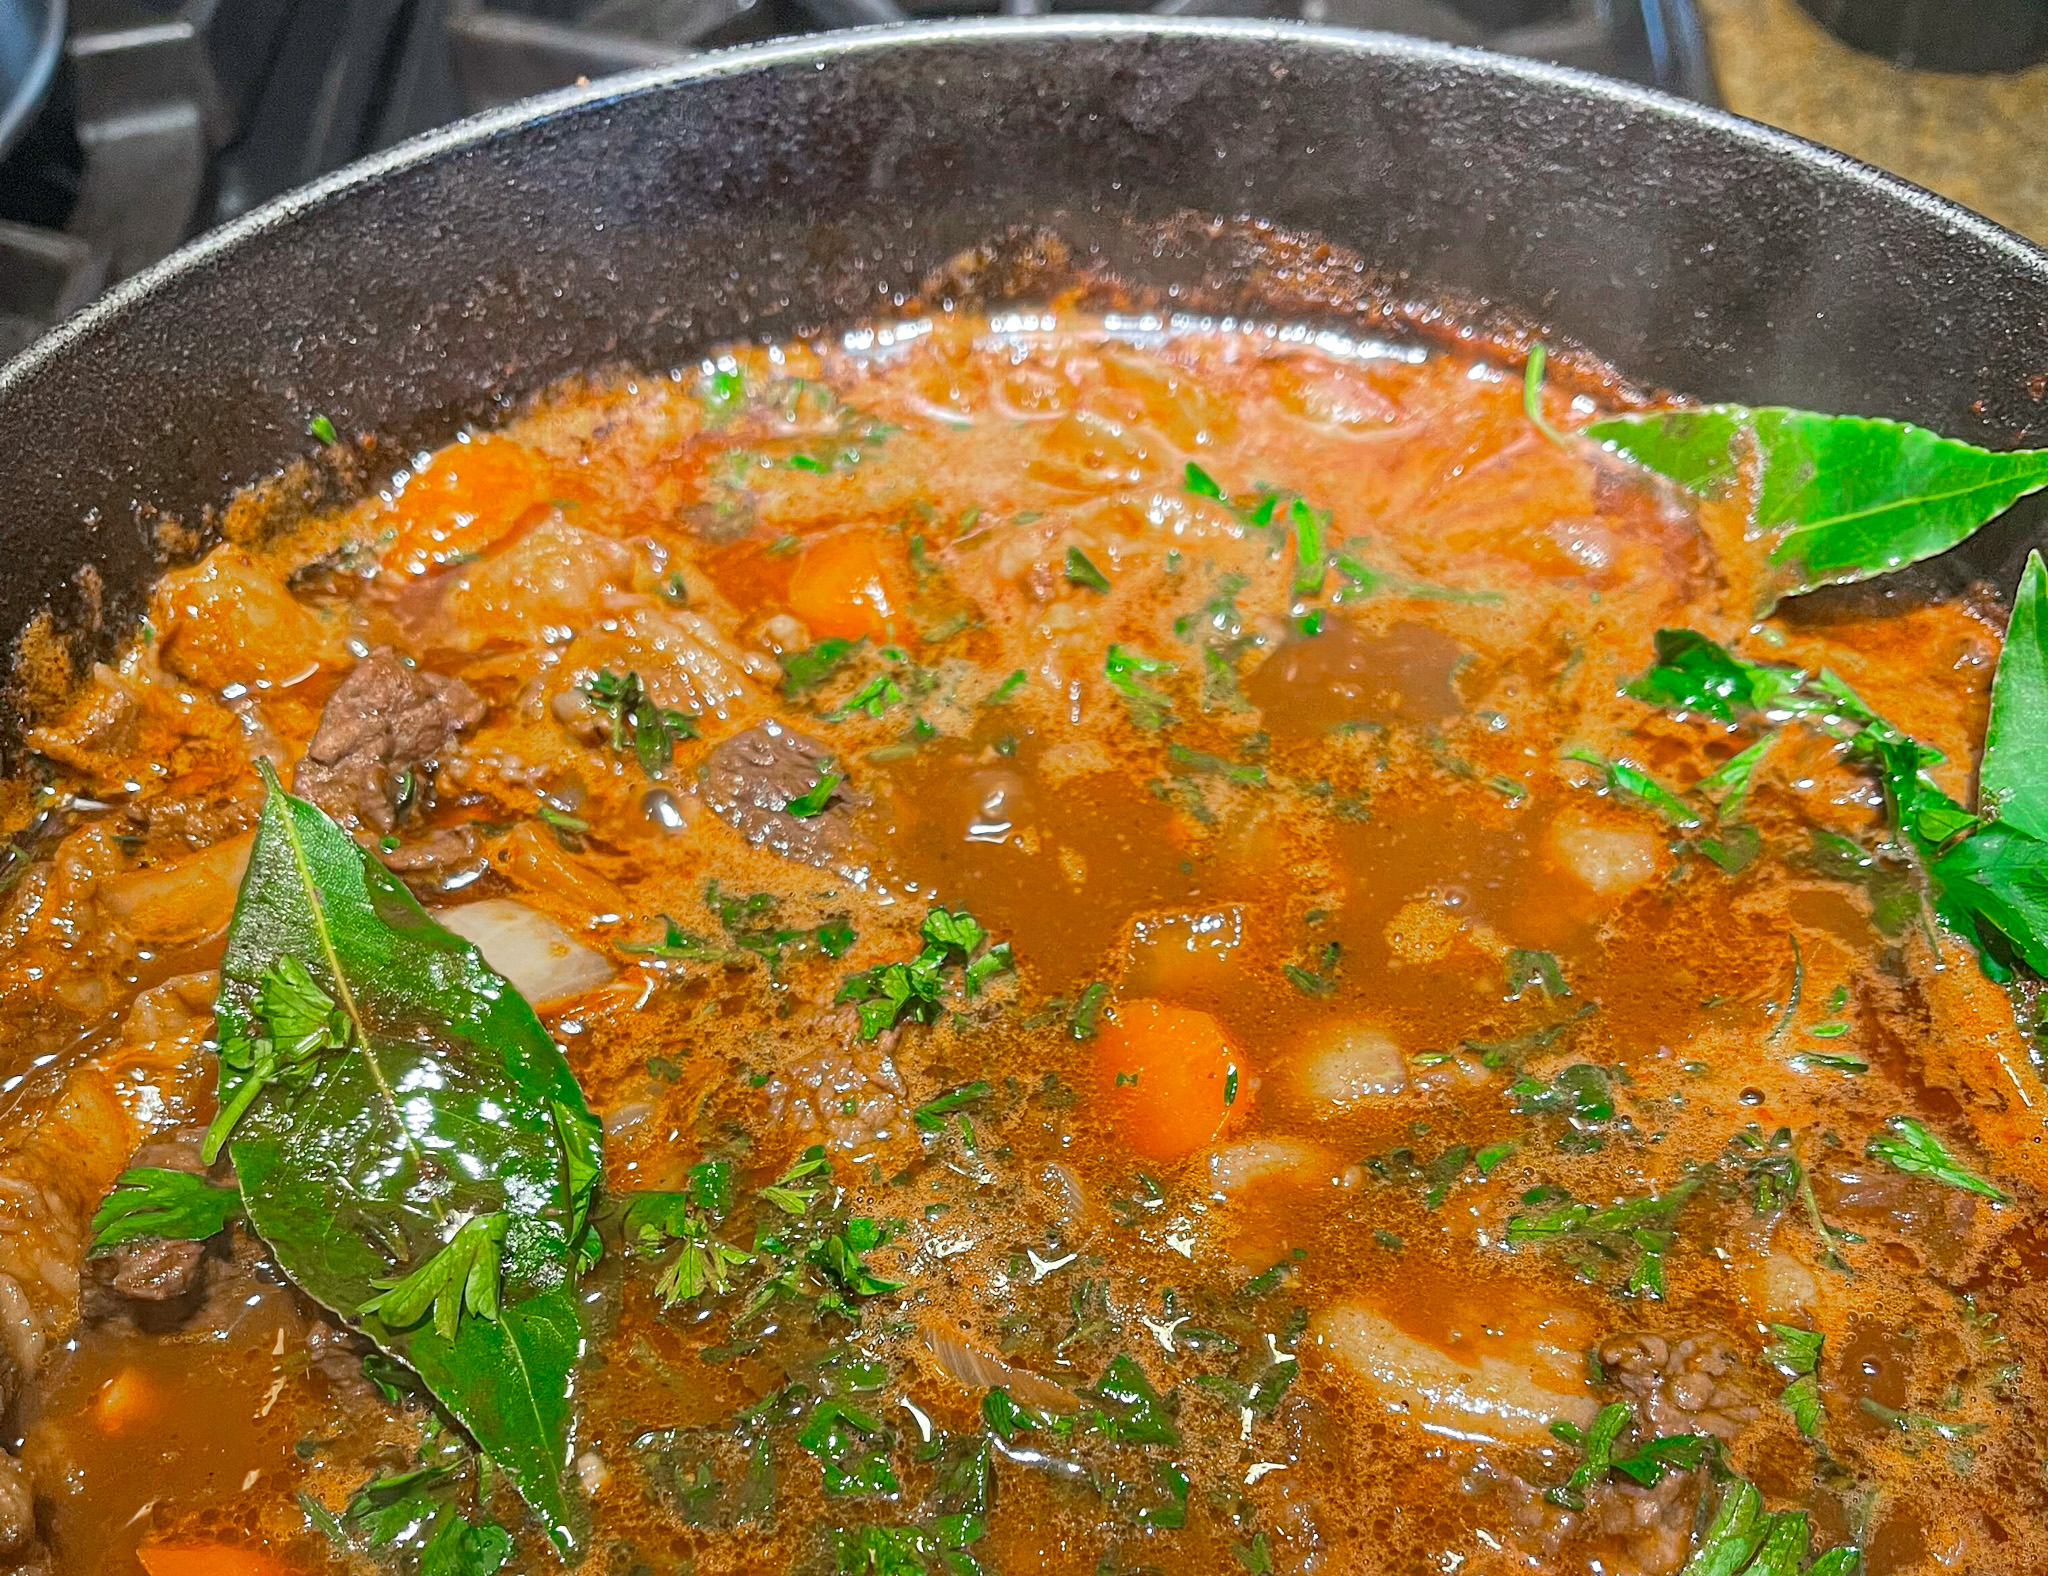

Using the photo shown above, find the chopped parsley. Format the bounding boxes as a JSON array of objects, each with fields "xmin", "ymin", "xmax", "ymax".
[
  {"xmin": 1104, "ymin": 644, "xmax": 1176, "ymax": 731},
  {"xmin": 578, "ymin": 668, "xmax": 700, "ymax": 779},
  {"xmin": 788, "ymin": 763, "xmax": 844, "ymax": 819},
  {"xmin": 1865, "ymin": 1116, "xmax": 2009, "ymax": 1202},
  {"xmin": 783, "ymin": 637, "xmax": 863, "ymax": 697},
  {"xmin": 1065, "ymin": 546, "xmax": 1112, "ymax": 592},
  {"xmin": 837, "ymin": 907, "xmax": 1011, "ymax": 1039}
]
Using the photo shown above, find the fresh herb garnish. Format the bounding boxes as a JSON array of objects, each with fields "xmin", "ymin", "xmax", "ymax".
[
  {"xmin": 1522, "ymin": 344, "xmax": 1569, "ymax": 449},
  {"xmin": 836, "ymin": 907, "xmax": 1009, "ymax": 1039},
  {"xmin": 1763, "ymin": 1324, "xmax": 1825, "ymax": 1437},
  {"xmin": 783, "ymin": 637, "xmax": 863, "ymax": 697},
  {"xmin": 88, "ymin": 1167, "xmax": 243, "ymax": 1254},
  {"xmin": 1865, "ymin": 1116, "xmax": 2009, "ymax": 1202},
  {"xmin": 1069, "ymin": 981, "xmax": 1110, "ymax": 1041},
  {"xmin": 1856, "ymin": 1397, "xmax": 1987, "ymax": 1440},
  {"xmin": 1166, "ymin": 742, "xmax": 1265, "ymax": 786},
  {"xmin": 1288, "ymin": 496, "xmax": 1329, "ymax": 596},
  {"xmin": 1065, "ymin": 546, "xmax": 1112, "ymax": 592},
  {"xmin": 1546, "ymin": 1402, "xmax": 1714, "ymax": 1508},
  {"xmin": 1505, "ymin": 949, "xmax": 1569, "ymax": 999},
  {"xmin": 1677, "ymin": 1477, "xmax": 1861, "ymax": 1576},
  {"xmin": 308, "ymin": 414, "xmax": 339, "ymax": 445},
  {"xmin": 1104, "ymin": 644, "xmax": 1176, "ymax": 731},
  {"xmin": 1281, "ymin": 940, "xmax": 1341, "ymax": 997},
  {"xmin": 1564, "ymin": 746, "xmax": 1700, "ymax": 827},
  {"xmin": 828, "ymin": 676, "xmax": 906, "ymax": 721},
  {"xmin": 189, "ymin": 763, "xmax": 602, "ymax": 1554},
  {"xmin": 622, "ymin": 885, "xmax": 854, "ymax": 974},
  {"xmin": 1585, "ymin": 404, "xmax": 2048, "ymax": 611},
  {"xmin": 578, "ymin": 668, "xmax": 699, "ymax": 779},
  {"xmin": 788, "ymin": 763, "xmax": 844, "ymax": 819},
  {"xmin": 1506, "ymin": 1177, "xmax": 1700, "ymax": 1296},
  {"xmin": 913, "ymin": 1081, "xmax": 992, "ymax": 1134}
]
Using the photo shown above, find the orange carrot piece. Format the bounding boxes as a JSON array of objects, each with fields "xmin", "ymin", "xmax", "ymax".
[
  {"xmin": 137, "ymin": 1543, "xmax": 294, "ymax": 1576},
  {"xmin": 1092, "ymin": 998, "xmax": 1248, "ymax": 1162},
  {"xmin": 91, "ymin": 1367, "xmax": 156, "ymax": 1433},
  {"xmin": 787, "ymin": 527, "xmax": 908, "ymax": 642}
]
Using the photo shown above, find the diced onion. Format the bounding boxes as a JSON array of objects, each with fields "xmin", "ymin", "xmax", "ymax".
[{"xmin": 436, "ymin": 898, "xmax": 613, "ymax": 1008}]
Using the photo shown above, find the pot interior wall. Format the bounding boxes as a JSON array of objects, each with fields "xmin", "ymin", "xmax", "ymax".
[{"xmin": 2, "ymin": 21, "xmax": 2046, "ymax": 740}]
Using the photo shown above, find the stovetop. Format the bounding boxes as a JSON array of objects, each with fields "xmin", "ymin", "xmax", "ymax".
[{"xmin": 0, "ymin": 0, "xmax": 1716, "ymax": 360}]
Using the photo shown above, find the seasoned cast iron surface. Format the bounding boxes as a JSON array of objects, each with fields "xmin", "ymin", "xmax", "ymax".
[{"xmin": 2, "ymin": 19, "xmax": 2047, "ymax": 737}]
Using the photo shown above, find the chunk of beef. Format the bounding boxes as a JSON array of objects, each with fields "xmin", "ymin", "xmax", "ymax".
[
  {"xmin": 1597, "ymin": 1331, "xmax": 1760, "ymax": 1441},
  {"xmin": 294, "ymin": 647, "xmax": 485, "ymax": 833},
  {"xmin": 378, "ymin": 824, "xmax": 481, "ymax": 875},
  {"xmin": 89, "ymin": 1131, "xmax": 222, "ymax": 1309},
  {"xmin": 701, "ymin": 720, "xmax": 860, "ymax": 871},
  {"xmin": 305, "ymin": 1315, "xmax": 385, "ymax": 1403},
  {"xmin": 108, "ymin": 1238, "xmax": 207, "ymax": 1301}
]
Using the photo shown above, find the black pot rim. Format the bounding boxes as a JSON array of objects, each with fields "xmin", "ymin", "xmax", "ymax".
[{"xmin": 5, "ymin": 14, "xmax": 2046, "ymax": 402}]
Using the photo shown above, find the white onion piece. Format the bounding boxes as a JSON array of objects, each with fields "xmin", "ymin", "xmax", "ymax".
[
  {"xmin": 923, "ymin": 1323, "xmax": 1076, "ymax": 1412},
  {"xmin": 436, "ymin": 898, "xmax": 614, "ymax": 1008},
  {"xmin": 1292, "ymin": 1025, "xmax": 1407, "ymax": 1110},
  {"xmin": 1311, "ymin": 1302, "xmax": 1595, "ymax": 1446},
  {"xmin": 1207, "ymin": 1137, "xmax": 1340, "ymax": 1197}
]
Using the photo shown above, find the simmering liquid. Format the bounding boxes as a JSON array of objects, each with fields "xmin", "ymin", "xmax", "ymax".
[{"xmin": 0, "ymin": 309, "xmax": 2038, "ymax": 1576}]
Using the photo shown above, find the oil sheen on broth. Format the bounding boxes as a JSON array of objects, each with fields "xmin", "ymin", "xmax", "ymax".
[{"xmin": 0, "ymin": 310, "xmax": 2039, "ymax": 1576}]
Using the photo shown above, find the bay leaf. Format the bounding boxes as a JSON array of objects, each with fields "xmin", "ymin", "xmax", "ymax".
[
  {"xmin": 215, "ymin": 765, "xmax": 600, "ymax": 1554},
  {"xmin": 1983, "ymin": 549, "xmax": 2048, "ymax": 842},
  {"xmin": 1585, "ymin": 407, "xmax": 2048, "ymax": 611}
]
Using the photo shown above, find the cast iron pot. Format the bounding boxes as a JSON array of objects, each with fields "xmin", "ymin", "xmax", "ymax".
[{"xmin": 3, "ymin": 16, "xmax": 2047, "ymax": 743}]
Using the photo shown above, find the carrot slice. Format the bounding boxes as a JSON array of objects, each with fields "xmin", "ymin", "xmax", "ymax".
[
  {"xmin": 1092, "ymin": 998, "xmax": 1248, "ymax": 1162},
  {"xmin": 787, "ymin": 527, "xmax": 909, "ymax": 642},
  {"xmin": 383, "ymin": 434, "xmax": 549, "ymax": 578},
  {"xmin": 137, "ymin": 1544, "xmax": 294, "ymax": 1576},
  {"xmin": 90, "ymin": 1367, "xmax": 156, "ymax": 1433}
]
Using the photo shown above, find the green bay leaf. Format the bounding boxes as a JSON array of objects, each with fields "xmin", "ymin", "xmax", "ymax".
[
  {"xmin": 216, "ymin": 766, "xmax": 599, "ymax": 1554},
  {"xmin": 1586, "ymin": 406, "xmax": 2048, "ymax": 611},
  {"xmin": 1983, "ymin": 549, "xmax": 2048, "ymax": 841}
]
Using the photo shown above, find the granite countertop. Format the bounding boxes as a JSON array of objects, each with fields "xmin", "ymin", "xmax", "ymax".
[{"xmin": 1697, "ymin": 0, "xmax": 2048, "ymax": 244}]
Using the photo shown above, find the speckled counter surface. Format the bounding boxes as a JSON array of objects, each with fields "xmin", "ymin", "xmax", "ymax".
[{"xmin": 1698, "ymin": 0, "xmax": 2048, "ymax": 244}]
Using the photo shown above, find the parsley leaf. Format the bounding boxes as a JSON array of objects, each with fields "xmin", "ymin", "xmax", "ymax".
[
  {"xmin": 829, "ymin": 676, "xmax": 905, "ymax": 721},
  {"xmin": 782, "ymin": 638, "xmax": 863, "ymax": 697},
  {"xmin": 1565, "ymin": 746, "xmax": 1701, "ymax": 827},
  {"xmin": 578, "ymin": 668, "xmax": 699, "ymax": 778},
  {"xmin": 1104, "ymin": 644, "xmax": 1176, "ymax": 731},
  {"xmin": 357, "ymin": 1211, "xmax": 510, "ymax": 1341},
  {"xmin": 1764, "ymin": 1324, "xmax": 1825, "ymax": 1436},
  {"xmin": 1065, "ymin": 546, "xmax": 1112, "ymax": 592},
  {"xmin": 1069, "ymin": 981, "xmax": 1110, "ymax": 1041},
  {"xmin": 787, "ymin": 763, "xmax": 844, "ymax": 819},
  {"xmin": 419, "ymin": 1516, "xmax": 513, "ymax": 1576},
  {"xmin": 88, "ymin": 1167, "xmax": 242, "ymax": 1254},
  {"xmin": 913, "ymin": 1082, "xmax": 991, "ymax": 1133},
  {"xmin": 1506, "ymin": 1063, "xmax": 1615, "ymax": 1124},
  {"xmin": 1505, "ymin": 949, "xmax": 1569, "ymax": 999},
  {"xmin": 1865, "ymin": 1116, "xmax": 2009, "ymax": 1201},
  {"xmin": 799, "ymin": 1400, "xmax": 900, "ymax": 1495},
  {"xmin": 1546, "ymin": 1402, "xmax": 1714, "ymax": 1507},
  {"xmin": 1282, "ymin": 940, "xmax": 1341, "ymax": 997},
  {"xmin": 836, "ymin": 907, "xmax": 1007, "ymax": 1039},
  {"xmin": 1080, "ymin": 1353, "xmax": 1179, "ymax": 1445},
  {"xmin": 1288, "ymin": 496, "xmax": 1329, "ymax": 596}
]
